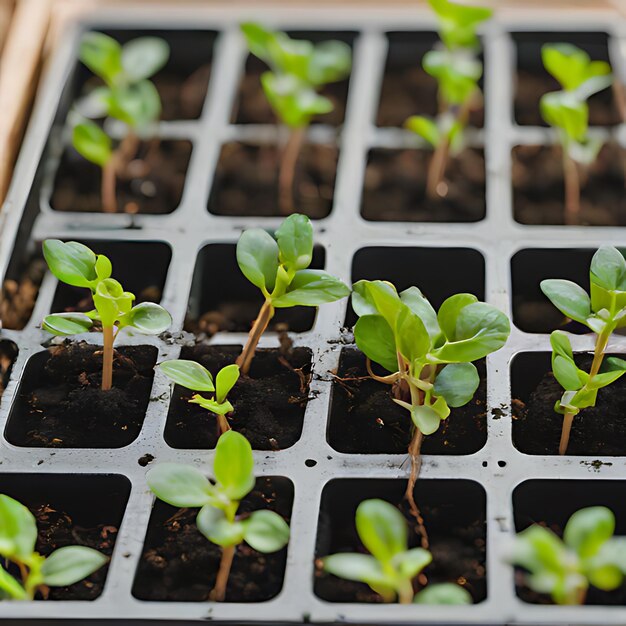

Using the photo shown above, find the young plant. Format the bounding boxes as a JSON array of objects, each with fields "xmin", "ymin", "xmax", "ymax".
[
  {"xmin": 159, "ymin": 360, "xmax": 240, "ymax": 435},
  {"xmin": 42, "ymin": 239, "xmax": 172, "ymax": 391},
  {"xmin": 541, "ymin": 245, "xmax": 626, "ymax": 455},
  {"xmin": 405, "ymin": 0, "xmax": 492, "ymax": 199},
  {"xmin": 236, "ymin": 213, "xmax": 350, "ymax": 374},
  {"xmin": 240, "ymin": 23, "xmax": 351, "ymax": 214},
  {"xmin": 510, "ymin": 506, "xmax": 626, "ymax": 605},
  {"xmin": 0, "ymin": 494, "xmax": 107, "ymax": 600},
  {"xmin": 73, "ymin": 32, "xmax": 170, "ymax": 213},
  {"xmin": 539, "ymin": 44, "xmax": 612, "ymax": 225},
  {"xmin": 352, "ymin": 280, "xmax": 509, "ymax": 520},
  {"xmin": 322, "ymin": 498, "xmax": 472, "ymax": 605},
  {"xmin": 146, "ymin": 430, "xmax": 290, "ymax": 602}
]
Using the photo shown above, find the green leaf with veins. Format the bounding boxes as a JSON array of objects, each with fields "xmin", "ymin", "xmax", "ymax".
[
  {"xmin": 354, "ymin": 315, "xmax": 398, "ymax": 373},
  {"xmin": 41, "ymin": 546, "xmax": 108, "ymax": 587},
  {"xmin": 271, "ymin": 269, "xmax": 350, "ymax": 307},
  {"xmin": 243, "ymin": 510, "xmax": 290, "ymax": 552},
  {"xmin": 215, "ymin": 364, "xmax": 240, "ymax": 404},
  {"xmin": 433, "ymin": 362, "xmax": 479, "ymax": 407},
  {"xmin": 159, "ymin": 360, "xmax": 215, "ymax": 392},
  {"xmin": 213, "ymin": 430, "xmax": 255, "ymax": 501},
  {"xmin": 236, "ymin": 228, "xmax": 279, "ymax": 295},
  {"xmin": 43, "ymin": 239, "xmax": 98, "ymax": 288},
  {"xmin": 146, "ymin": 463, "xmax": 214, "ymax": 508},
  {"xmin": 42, "ymin": 313, "xmax": 93, "ymax": 336},
  {"xmin": 119, "ymin": 302, "xmax": 171, "ymax": 334},
  {"xmin": 275, "ymin": 213, "xmax": 313, "ymax": 270},
  {"xmin": 540, "ymin": 279, "xmax": 591, "ymax": 324},
  {"xmin": 197, "ymin": 506, "xmax": 245, "ymax": 547}
]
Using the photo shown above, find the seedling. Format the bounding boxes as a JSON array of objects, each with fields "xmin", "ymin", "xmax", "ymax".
[
  {"xmin": 240, "ymin": 23, "xmax": 351, "ymax": 214},
  {"xmin": 541, "ymin": 245, "xmax": 626, "ymax": 455},
  {"xmin": 147, "ymin": 430, "xmax": 290, "ymax": 601},
  {"xmin": 322, "ymin": 498, "xmax": 472, "ymax": 605},
  {"xmin": 159, "ymin": 360, "xmax": 240, "ymax": 434},
  {"xmin": 236, "ymin": 213, "xmax": 350, "ymax": 374},
  {"xmin": 510, "ymin": 506, "xmax": 626, "ymax": 605},
  {"xmin": 405, "ymin": 0, "xmax": 492, "ymax": 199},
  {"xmin": 72, "ymin": 32, "xmax": 170, "ymax": 213},
  {"xmin": 539, "ymin": 44, "xmax": 612, "ymax": 225},
  {"xmin": 42, "ymin": 239, "xmax": 172, "ymax": 391},
  {"xmin": 0, "ymin": 494, "xmax": 107, "ymax": 600},
  {"xmin": 352, "ymin": 280, "xmax": 509, "ymax": 523}
]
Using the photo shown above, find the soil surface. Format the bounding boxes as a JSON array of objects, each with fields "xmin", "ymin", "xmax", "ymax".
[
  {"xmin": 513, "ymin": 354, "xmax": 626, "ymax": 455},
  {"xmin": 1, "ymin": 257, "xmax": 47, "ymax": 331},
  {"xmin": 133, "ymin": 477, "xmax": 293, "ymax": 602},
  {"xmin": 209, "ymin": 142, "xmax": 337, "ymax": 219},
  {"xmin": 51, "ymin": 139, "xmax": 191, "ymax": 214},
  {"xmin": 515, "ymin": 71, "xmax": 621, "ymax": 127},
  {"xmin": 29, "ymin": 503, "xmax": 117, "ymax": 601},
  {"xmin": 315, "ymin": 481, "xmax": 486, "ymax": 603},
  {"xmin": 512, "ymin": 144, "xmax": 625, "ymax": 226},
  {"xmin": 153, "ymin": 66, "xmax": 212, "ymax": 120},
  {"xmin": 328, "ymin": 349, "xmax": 487, "ymax": 454},
  {"xmin": 377, "ymin": 67, "xmax": 485, "ymax": 129},
  {"xmin": 164, "ymin": 345, "xmax": 312, "ymax": 450},
  {"xmin": 6, "ymin": 342, "xmax": 157, "ymax": 448},
  {"xmin": 232, "ymin": 56, "xmax": 349, "ymax": 126},
  {"xmin": 361, "ymin": 148, "xmax": 485, "ymax": 222}
]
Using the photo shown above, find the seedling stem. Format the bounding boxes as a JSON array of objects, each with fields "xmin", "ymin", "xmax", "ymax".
[
  {"xmin": 279, "ymin": 127, "xmax": 306, "ymax": 215},
  {"xmin": 562, "ymin": 151, "xmax": 580, "ymax": 226},
  {"xmin": 102, "ymin": 325, "xmax": 115, "ymax": 391},
  {"xmin": 236, "ymin": 298, "xmax": 275, "ymax": 375}
]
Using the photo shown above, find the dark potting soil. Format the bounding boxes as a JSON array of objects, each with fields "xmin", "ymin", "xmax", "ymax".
[
  {"xmin": 514, "ymin": 71, "xmax": 621, "ymax": 128},
  {"xmin": 232, "ymin": 55, "xmax": 349, "ymax": 126},
  {"xmin": 377, "ymin": 67, "xmax": 485, "ymax": 129},
  {"xmin": 32, "ymin": 503, "xmax": 117, "ymax": 601},
  {"xmin": 314, "ymin": 479, "xmax": 486, "ymax": 603},
  {"xmin": 512, "ymin": 144, "xmax": 625, "ymax": 226},
  {"xmin": 513, "ymin": 354, "xmax": 626, "ymax": 455},
  {"xmin": 51, "ymin": 139, "xmax": 191, "ymax": 214},
  {"xmin": 209, "ymin": 142, "xmax": 337, "ymax": 219},
  {"xmin": 164, "ymin": 345, "xmax": 312, "ymax": 450},
  {"xmin": 361, "ymin": 148, "xmax": 485, "ymax": 222},
  {"xmin": 152, "ymin": 65, "xmax": 212, "ymax": 121},
  {"xmin": 132, "ymin": 477, "xmax": 293, "ymax": 602},
  {"xmin": 327, "ymin": 349, "xmax": 487, "ymax": 454},
  {"xmin": 5, "ymin": 342, "xmax": 157, "ymax": 448},
  {"xmin": 1, "ymin": 256, "xmax": 47, "ymax": 331}
]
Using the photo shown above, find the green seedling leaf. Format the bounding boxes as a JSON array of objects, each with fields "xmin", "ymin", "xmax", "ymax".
[
  {"xmin": 540, "ymin": 279, "xmax": 591, "ymax": 324},
  {"xmin": 405, "ymin": 115, "xmax": 440, "ymax": 147},
  {"xmin": 429, "ymin": 0, "xmax": 492, "ymax": 49},
  {"xmin": 272, "ymin": 269, "xmax": 351, "ymax": 307},
  {"xmin": 354, "ymin": 315, "xmax": 398, "ymax": 374},
  {"xmin": 275, "ymin": 213, "xmax": 313, "ymax": 271},
  {"xmin": 414, "ymin": 582, "xmax": 473, "ymax": 605},
  {"xmin": 308, "ymin": 40, "xmax": 352, "ymax": 85},
  {"xmin": 42, "ymin": 312, "xmax": 93, "ymax": 336},
  {"xmin": 110, "ymin": 80, "xmax": 162, "ymax": 127},
  {"xmin": 80, "ymin": 32, "xmax": 123, "ymax": 85},
  {"xmin": 400, "ymin": 287, "xmax": 441, "ymax": 343},
  {"xmin": 564, "ymin": 506, "xmax": 615, "ymax": 559},
  {"xmin": 0, "ymin": 495, "xmax": 37, "ymax": 560},
  {"xmin": 395, "ymin": 306, "xmax": 430, "ymax": 364},
  {"xmin": 213, "ymin": 430, "xmax": 255, "ymax": 501},
  {"xmin": 423, "ymin": 49, "xmax": 482, "ymax": 106},
  {"xmin": 590, "ymin": 245, "xmax": 626, "ymax": 292},
  {"xmin": 431, "ymin": 301, "xmax": 510, "ymax": 363},
  {"xmin": 215, "ymin": 364, "xmax": 240, "ymax": 404},
  {"xmin": 72, "ymin": 121, "xmax": 112, "ymax": 167},
  {"xmin": 590, "ymin": 357, "xmax": 626, "ymax": 389},
  {"xmin": 323, "ymin": 553, "xmax": 390, "ymax": 589},
  {"xmin": 243, "ymin": 509, "xmax": 290, "ymax": 552},
  {"xmin": 93, "ymin": 278, "xmax": 134, "ymax": 328},
  {"xmin": 542, "ymin": 43, "xmax": 612, "ymax": 94},
  {"xmin": 356, "ymin": 499, "xmax": 407, "ymax": 563},
  {"xmin": 393, "ymin": 548, "xmax": 432, "ymax": 579},
  {"xmin": 540, "ymin": 90, "xmax": 588, "ymax": 142},
  {"xmin": 433, "ymin": 362, "xmax": 479, "ymax": 407},
  {"xmin": 41, "ymin": 546, "xmax": 108, "ymax": 587},
  {"xmin": 240, "ymin": 22, "xmax": 275, "ymax": 64},
  {"xmin": 146, "ymin": 463, "xmax": 214, "ymax": 507},
  {"xmin": 43, "ymin": 239, "xmax": 98, "ymax": 288},
  {"xmin": 190, "ymin": 395, "xmax": 234, "ymax": 416},
  {"xmin": 159, "ymin": 360, "xmax": 215, "ymax": 392},
  {"xmin": 197, "ymin": 506, "xmax": 245, "ymax": 547},
  {"xmin": 552, "ymin": 354, "xmax": 585, "ymax": 391},
  {"xmin": 120, "ymin": 302, "xmax": 172, "ymax": 334},
  {"xmin": 0, "ymin": 566, "xmax": 27, "ymax": 600},
  {"xmin": 121, "ymin": 37, "xmax": 170, "ymax": 82},
  {"xmin": 437, "ymin": 293, "xmax": 478, "ymax": 341},
  {"xmin": 410, "ymin": 404, "xmax": 443, "ymax": 435},
  {"xmin": 236, "ymin": 228, "xmax": 279, "ymax": 295}
]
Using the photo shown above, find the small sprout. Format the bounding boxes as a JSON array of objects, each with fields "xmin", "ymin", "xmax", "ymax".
[
  {"xmin": 510, "ymin": 506, "xmax": 626, "ymax": 605},
  {"xmin": 147, "ymin": 430, "xmax": 290, "ymax": 601},
  {"xmin": 352, "ymin": 280, "xmax": 509, "ymax": 521},
  {"xmin": 322, "ymin": 499, "xmax": 472, "ymax": 605},
  {"xmin": 541, "ymin": 245, "xmax": 626, "ymax": 455},
  {"xmin": 42, "ymin": 239, "xmax": 172, "ymax": 391},
  {"xmin": 159, "ymin": 360, "xmax": 239, "ymax": 435},
  {"xmin": 235, "ymin": 213, "xmax": 350, "ymax": 374},
  {"xmin": 0, "ymin": 494, "xmax": 107, "ymax": 600},
  {"xmin": 405, "ymin": 0, "xmax": 492, "ymax": 199},
  {"xmin": 72, "ymin": 32, "xmax": 170, "ymax": 213},
  {"xmin": 240, "ymin": 23, "xmax": 351, "ymax": 214},
  {"xmin": 539, "ymin": 44, "xmax": 612, "ymax": 225}
]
